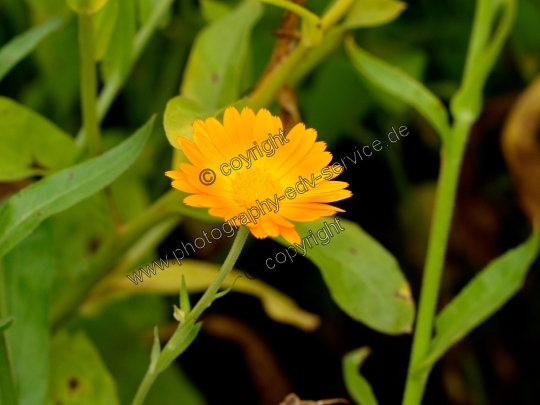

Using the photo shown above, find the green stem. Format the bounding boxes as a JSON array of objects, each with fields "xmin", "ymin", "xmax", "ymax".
[
  {"xmin": 257, "ymin": 0, "xmax": 320, "ymax": 24},
  {"xmin": 131, "ymin": 226, "xmax": 250, "ymax": 405},
  {"xmin": 78, "ymin": 12, "xmax": 101, "ymax": 156},
  {"xmin": 76, "ymin": 0, "xmax": 175, "ymax": 146},
  {"xmin": 320, "ymin": 0, "xmax": 355, "ymax": 31},
  {"xmin": 0, "ymin": 266, "xmax": 16, "ymax": 405},
  {"xmin": 402, "ymin": 118, "xmax": 472, "ymax": 405},
  {"xmin": 250, "ymin": 42, "xmax": 310, "ymax": 109},
  {"xmin": 249, "ymin": 0, "xmax": 355, "ymax": 109}
]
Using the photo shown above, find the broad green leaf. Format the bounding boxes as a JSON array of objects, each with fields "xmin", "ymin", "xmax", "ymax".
[
  {"xmin": 100, "ymin": 0, "xmax": 135, "ymax": 85},
  {"xmin": 46, "ymin": 330, "xmax": 120, "ymax": 405},
  {"xmin": 0, "ymin": 117, "xmax": 155, "ymax": 259},
  {"xmin": 81, "ymin": 295, "xmax": 206, "ymax": 404},
  {"xmin": 94, "ymin": 0, "xmax": 119, "ymax": 61},
  {"xmin": 345, "ymin": 35, "xmax": 451, "ymax": 140},
  {"xmin": 279, "ymin": 218, "xmax": 414, "ymax": 335},
  {"xmin": 200, "ymin": 0, "xmax": 232, "ymax": 22},
  {"xmin": 419, "ymin": 228, "xmax": 540, "ymax": 369},
  {"xmin": 343, "ymin": 348, "xmax": 379, "ymax": 405},
  {"xmin": 181, "ymin": 0, "xmax": 263, "ymax": 110},
  {"xmin": 344, "ymin": 0, "xmax": 407, "ymax": 29},
  {"xmin": 0, "ymin": 17, "xmax": 63, "ymax": 82},
  {"xmin": 83, "ymin": 259, "xmax": 321, "ymax": 332},
  {"xmin": 0, "ymin": 97, "xmax": 80, "ymax": 181},
  {"xmin": 3, "ymin": 221, "xmax": 55, "ymax": 405},
  {"xmin": 164, "ymin": 96, "xmax": 209, "ymax": 147}
]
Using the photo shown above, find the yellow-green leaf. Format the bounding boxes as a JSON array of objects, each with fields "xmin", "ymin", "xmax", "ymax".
[
  {"xmin": 0, "ymin": 117, "xmax": 154, "ymax": 259},
  {"xmin": 278, "ymin": 218, "xmax": 414, "ymax": 335},
  {"xmin": 46, "ymin": 330, "xmax": 120, "ymax": 404},
  {"xmin": 163, "ymin": 96, "xmax": 209, "ymax": 147},
  {"xmin": 0, "ymin": 97, "xmax": 80, "ymax": 181},
  {"xmin": 345, "ymin": 35, "xmax": 450, "ymax": 140},
  {"xmin": 83, "ymin": 259, "xmax": 321, "ymax": 332},
  {"xmin": 419, "ymin": 228, "xmax": 540, "ymax": 369},
  {"xmin": 344, "ymin": 0, "xmax": 407, "ymax": 29},
  {"xmin": 93, "ymin": 0, "xmax": 119, "ymax": 61},
  {"xmin": 181, "ymin": 0, "xmax": 263, "ymax": 110},
  {"xmin": 343, "ymin": 348, "xmax": 379, "ymax": 405},
  {"xmin": 0, "ymin": 17, "xmax": 63, "ymax": 82}
]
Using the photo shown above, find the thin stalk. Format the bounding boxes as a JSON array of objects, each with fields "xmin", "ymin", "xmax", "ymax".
[
  {"xmin": 131, "ymin": 226, "xmax": 250, "ymax": 405},
  {"xmin": 257, "ymin": 0, "xmax": 320, "ymax": 24},
  {"xmin": 76, "ymin": 0, "xmax": 175, "ymax": 147},
  {"xmin": 402, "ymin": 118, "xmax": 472, "ymax": 405},
  {"xmin": 0, "ymin": 266, "xmax": 16, "ymax": 405},
  {"xmin": 77, "ymin": 12, "xmax": 101, "ymax": 156},
  {"xmin": 249, "ymin": 0, "xmax": 356, "ymax": 109}
]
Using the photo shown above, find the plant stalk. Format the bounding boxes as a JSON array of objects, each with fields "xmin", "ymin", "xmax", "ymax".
[
  {"xmin": 131, "ymin": 226, "xmax": 250, "ymax": 405},
  {"xmin": 77, "ymin": 11, "xmax": 101, "ymax": 156},
  {"xmin": 402, "ymin": 118, "xmax": 472, "ymax": 405}
]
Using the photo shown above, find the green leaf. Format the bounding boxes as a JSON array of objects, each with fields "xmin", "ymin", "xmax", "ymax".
[
  {"xmin": 3, "ymin": 221, "xmax": 56, "ymax": 405},
  {"xmin": 180, "ymin": 274, "xmax": 191, "ymax": 315},
  {"xmin": 279, "ymin": 218, "xmax": 414, "ymax": 335},
  {"xmin": 0, "ymin": 97, "xmax": 80, "ymax": 181},
  {"xmin": 345, "ymin": 35, "xmax": 451, "ymax": 140},
  {"xmin": 94, "ymin": 0, "xmax": 119, "ymax": 61},
  {"xmin": 180, "ymin": 0, "xmax": 263, "ymax": 110},
  {"xmin": 344, "ymin": 0, "xmax": 407, "ymax": 29},
  {"xmin": 0, "ymin": 317, "xmax": 14, "ymax": 332},
  {"xmin": 0, "ymin": 16, "xmax": 63, "ymax": 82},
  {"xmin": 149, "ymin": 326, "xmax": 161, "ymax": 373},
  {"xmin": 100, "ymin": 0, "xmax": 135, "ymax": 85},
  {"xmin": 46, "ymin": 330, "xmax": 120, "ymax": 405},
  {"xmin": 0, "ymin": 116, "xmax": 155, "ymax": 259},
  {"xmin": 343, "ymin": 347, "xmax": 379, "ymax": 405},
  {"xmin": 199, "ymin": 0, "xmax": 232, "ymax": 22},
  {"xmin": 163, "ymin": 96, "xmax": 209, "ymax": 147},
  {"xmin": 419, "ymin": 228, "xmax": 540, "ymax": 369}
]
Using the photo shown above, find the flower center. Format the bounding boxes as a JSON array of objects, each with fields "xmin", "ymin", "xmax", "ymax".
[{"xmin": 230, "ymin": 167, "xmax": 282, "ymax": 208}]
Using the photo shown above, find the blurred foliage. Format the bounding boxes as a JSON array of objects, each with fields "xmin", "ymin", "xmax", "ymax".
[{"xmin": 0, "ymin": 0, "xmax": 539, "ymax": 404}]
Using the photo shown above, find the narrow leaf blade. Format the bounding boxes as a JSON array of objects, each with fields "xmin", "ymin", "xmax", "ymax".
[
  {"xmin": 345, "ymin": 35, "xmax": 450, "ymax": 139},
  {"xmin": 0, "ymin": 17, "xmax": 63, "ymax": 82},
  {"xmin": 344, "ymin": 0, "xmax": 407, "ymax": 29},
  {"xmin": 421, "ymin": 228, "xmax": 540, "ymax": 368},
  {"xmin": 0, "ymin": 117, "xmax": 155, "ymax": 258},
  {"xmin": 343, "ymin": 347, "xmax": 379, "ymax": 405}
]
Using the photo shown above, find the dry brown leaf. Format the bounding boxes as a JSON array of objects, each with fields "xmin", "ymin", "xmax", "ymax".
[{"xmin": 501, "ymin": 74, "xmax": 540, "ymax": 224}]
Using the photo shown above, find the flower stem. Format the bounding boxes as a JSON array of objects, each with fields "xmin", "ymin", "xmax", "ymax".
[
  {"xmin": 77, "ymin": 11, "xmax": 101, "ymax": 156},
  {"xmin": 131, "ymin": 226, "xmax": 250, "ymax": 405},
  {"xmin": 402, "ymin": 118, "xmax": 472, "ymax": 405}
]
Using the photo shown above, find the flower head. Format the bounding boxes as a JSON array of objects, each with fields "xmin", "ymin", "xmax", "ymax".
[{"xmin": 165, "ymin": 107, "xmax": 351, "ymax": 244}]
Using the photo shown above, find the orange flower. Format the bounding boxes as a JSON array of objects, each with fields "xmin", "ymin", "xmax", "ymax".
[{"xmin": 165, "ymin": 107, "xmax": 351, "ymax": 244}]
